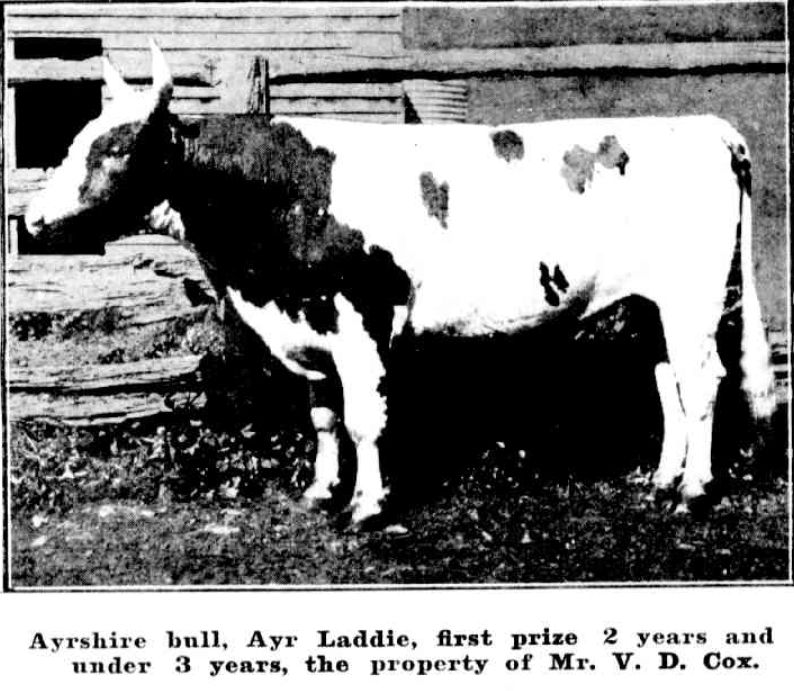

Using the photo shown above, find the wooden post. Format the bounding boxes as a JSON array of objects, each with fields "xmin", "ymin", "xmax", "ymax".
[
  {"xmin": 245, "ymin": 55, "xmax": 269, "ymax": 114},
  {"xmin": 5, "ymin": 81, "xmax": 19, "ymax": 256},
  {"xmin": 8, "ymin": 218, "xmax": 20, "ymax": 256},
  {"xmin": 264, "ymin": 58, "xmax": 270, "ymax": 119}
]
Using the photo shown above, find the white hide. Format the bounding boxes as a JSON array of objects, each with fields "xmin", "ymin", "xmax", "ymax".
[
  {"xmin": 226, "ymin": 288, "xmax": 389, "ymax": 522},
  {"xmin": 277, "ymin": 115, "xmax": 740, "ymax": 339},
  {"xmin": 304, "ymin": 406, "xmax": 340, "ymax": 501},
  {"xmin": 652, "ymin": 361, "xmax": 688, "ymax": 488},
  {"xmin": 226, "ymin": 288, "xmax": 328, "ymax": 381},
  {"xmin": 146, "ymin": 200, "xmax": 186, "ymax": 241}
]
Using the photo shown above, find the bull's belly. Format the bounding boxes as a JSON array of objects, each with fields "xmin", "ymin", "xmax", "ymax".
[{"xmin": 408, "ymin": 268, "xmax": 605, "ymax": 337}]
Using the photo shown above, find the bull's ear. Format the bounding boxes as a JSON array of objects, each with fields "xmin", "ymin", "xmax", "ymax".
[
  {"xmin": 103, "ymin": 57, "xmax": 136, "ymax": 101},
  {"xmin": 149, "ymin": 38, "xmax": 173, "ymax": 112}
]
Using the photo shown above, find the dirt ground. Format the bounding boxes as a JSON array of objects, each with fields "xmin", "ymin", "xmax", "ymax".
[{"xmin": 9, "ymin": 422, "xmax": 789, "ymax": 586}]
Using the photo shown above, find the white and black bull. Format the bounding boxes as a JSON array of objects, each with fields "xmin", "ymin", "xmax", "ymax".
[{"xmin": 25, "ymin": 43, "xmax": 775, "ymax": 524}]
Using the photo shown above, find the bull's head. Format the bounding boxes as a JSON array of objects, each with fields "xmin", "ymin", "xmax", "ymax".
[{"xmin": 25, "ymin": 40, "xmax": 175, "ymax": 245}]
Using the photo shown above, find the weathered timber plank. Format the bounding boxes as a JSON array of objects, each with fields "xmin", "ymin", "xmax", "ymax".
[
  {"xmin": 287, "ymin": 112, "xmax": 404, "ymax": 123},
  {"xmin": 29, "ymin": 33, "xmax": 400, "ymax": 52},
  {"xmin": 101, "ymin": 86, "xmax": 221, "ymax": 107},
  {"xmin": 8, "ymin": 191, "xmax": 41, "ymax": 217},
  {"xmin": 8, "ymin": 15, "xmax": 402, "ymax": 34},
  {"xmin": 9, "ymin": 390, "xmax": 204, "ymax": 426},
  {"xmin": 271, "ymin": 82, "xmax": 402, "ymax": 98},
  {"xmin": 168, "ymin": 99, "xmax": 404, "ymax": 116},
  {"xmin": 7, "ymin": 55, "xmax": 219, "ymax": 84},
  {"xmin": 8, "ymin": 272, "xmax": 201, "ymax": 320},
  {"xmin": 7, "ymin": 4, "xmax": 400, "ymax": 18},
  {"xmin": 270, "ymin": 98, "xmax": 403, "ymax": 115},
  {"xmin": 8, "ymin": 168, "xmax": 49, "ymax": 216},
  {"xmin": 168, "ymin": 100, "xmax": 246, "ymax": 115},
  {"xmin": 10, "ymin": 355, "xmax": 200, "ymax": 394},
  {"xmin": 8, "ymin": 167, "xmax": 48, "ymax": 186},
  {"xmin": 269, "ymin": 41, "xmax": 786, "ymax": 78},
  {"xmin": 402, "ymin": 79, "xmax": 468, "ymax": 94},
  {"xmin": 403, "ymin": 93, "xmax": 469, "ymax": 105},
  {"xmin": 7, "ymin": 239, "xmax": 214, "ymax": 324}
]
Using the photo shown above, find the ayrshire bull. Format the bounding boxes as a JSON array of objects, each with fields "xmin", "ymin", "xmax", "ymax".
[{"xmin": 25, "ymin": 43, "xmax": 775, "ymax": 524}]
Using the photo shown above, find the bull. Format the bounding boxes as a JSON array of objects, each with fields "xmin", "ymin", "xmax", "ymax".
[{"xmin": 25, "ymin": 42, "xmax": 775, "ymax": 524}]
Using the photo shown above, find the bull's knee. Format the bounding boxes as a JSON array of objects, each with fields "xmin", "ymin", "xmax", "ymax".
[{"xmin": 310, "ymin": 406, "xmax": 337, "ymax": 433}]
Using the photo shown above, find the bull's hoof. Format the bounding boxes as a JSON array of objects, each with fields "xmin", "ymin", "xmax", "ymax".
[
  {"xmin": 676, "ymin": 491, "xmax": 713, "ymax": 519},
  {"xmin": 649, "ymin": 483, "xmax": 679, "ymax": 512},
  {"xmin": 298, "ymin": 494, "xmax": 334, "ymax": 513},
  {"xmin": 300, "ymin": 480, "xmax": 344, "ymax": 513},
  {"xmin": 336, "ymin": 499, "xmax": 389, "ymax": 532},
  {"xmin": 651, "ymin": 469, "xmax": 681, "ymax": 492}
]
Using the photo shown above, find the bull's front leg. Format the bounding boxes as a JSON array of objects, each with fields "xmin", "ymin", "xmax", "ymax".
[
  {"xmin": 301, "ymin": 401, "xmax": 342, "ymax": 508},
  {"xmin": 330, "ymin": 295, "xmax": 389, "ymax": 525}
]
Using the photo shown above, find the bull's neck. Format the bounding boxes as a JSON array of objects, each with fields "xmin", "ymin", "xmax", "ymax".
[{"xmin": 161, "ymin": 141, "xmax": 292, "ymax": 302}]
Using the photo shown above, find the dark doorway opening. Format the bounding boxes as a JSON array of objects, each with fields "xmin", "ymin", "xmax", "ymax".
[
  {"xmin": 15, "ymin": 82, "xmax": 103, "ymax": 169},
  {"xmin": 14, "ymin": 37, "xmax": 102, "ymax": 60},
  {"xmin": 13, "ymin": 37, "xmax": 104, "ymax": 169}
]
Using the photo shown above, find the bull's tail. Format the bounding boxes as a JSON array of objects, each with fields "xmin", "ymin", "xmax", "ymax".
[{"xmin": 731, "ymin": 140, "xmax": 776, "ymax": 418}]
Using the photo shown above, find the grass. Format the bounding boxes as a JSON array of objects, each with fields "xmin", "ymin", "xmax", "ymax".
[{"xmin": 9, "ymin": 394, "xmax": 789, "ymax": 586}]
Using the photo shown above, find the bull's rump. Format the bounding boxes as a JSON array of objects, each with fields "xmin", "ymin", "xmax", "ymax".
[{"xmin": 281, "ymin": 115, "xmax": 744, "ymax": 335}]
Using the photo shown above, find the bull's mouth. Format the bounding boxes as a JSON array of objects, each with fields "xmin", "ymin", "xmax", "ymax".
[
  {"xmin": 25, "ymin": 216, "xmax": 70, "ymax": 241},
  {"xmin": 22, "ymin": 207, "xmax": 117, "ymax": 254}
]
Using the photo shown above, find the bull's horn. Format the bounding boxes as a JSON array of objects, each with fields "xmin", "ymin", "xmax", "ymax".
[
  {"xmin": 103, "ymin": 57, "xmax": 135, "ymax": 101},
  {"xmin": 149, "ymin": 38, "xmax": 173, "ymax": 109}
]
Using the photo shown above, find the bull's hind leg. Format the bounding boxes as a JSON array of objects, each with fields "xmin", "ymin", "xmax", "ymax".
[
  {"xmin": 651, "ymin": 361, "xmax": 687, "ymax": 490},
  {"xmin": 657, "ymin": 307, "xmax": 726, "ymax": 507}
]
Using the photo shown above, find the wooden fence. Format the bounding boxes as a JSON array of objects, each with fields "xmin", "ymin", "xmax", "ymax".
[{"xmin": 7, "ymin": 236, "xmax": 213, "ymax": 424}]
